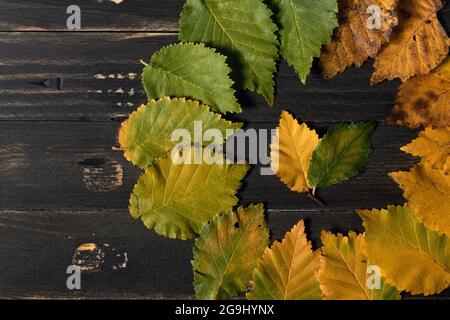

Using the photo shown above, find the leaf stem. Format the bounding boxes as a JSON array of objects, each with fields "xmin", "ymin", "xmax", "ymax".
[{"xmin": 307, "ymin": 191, "xmax": 326, "ymax": 207}]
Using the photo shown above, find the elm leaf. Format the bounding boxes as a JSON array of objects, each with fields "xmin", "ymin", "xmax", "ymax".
[
  {"xmin": 142, "ymin": 43, "xmax": 241, "ymax": 114},
  {"xmin": 307, "ymin": 122, "xmax": 374, "ymax": 189},
  {"xmin": 193, "ymin": 204, "xmax": 269, "ymax": 300},
  {"xmin": 179, "ymin": 0, "xmax": 279, "ymax": 105}
]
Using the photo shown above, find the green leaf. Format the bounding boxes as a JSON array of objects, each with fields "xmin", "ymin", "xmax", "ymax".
[
  {"xmin": 272, "ymin": 0, "xmax": 338, "ymax": 83},
  {"xmin": 307, "ymin": 122, "xmax": 375, "ymax": 189},
  {"xmin": 129, "ymin": 147, "xmax": 249, "ymax": 240},
  {"xmin": 118, "ymin": 97, "xmax": 241, "ymax": 168},
  {"xmin": 247, "ymin": 220, "xmax": 322, "ymax": 300},
  {"xmin": 193, "ymin": 204, "xmax": 269, "ymax": 300},
  {"xmin": 142, "ymin": 43, "xmax": 241, "ymax": 114},
  {"xmin": 179, "ymin": 0, "xmax": 279, "ymax": 105}
]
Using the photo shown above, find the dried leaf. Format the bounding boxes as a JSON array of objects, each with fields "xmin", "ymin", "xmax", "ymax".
[
  {"xmin": 270, "ymin": 111, "xmax": 320, "ymax": 193},
  {"xmin": 118, "ymin": 97, "xmax": 241, "ymax": 168},
  {"xmin": 401, "ymin": 127, "xmax": 450, "ymax": 173},
  {"xmin": 317, "ymin": 231, "xmax": 401, "ymax": 300},
  {"xmin": 179, "ymin": 0, "xmax": 279, "ymax": 105},
  {"xmin": 247, "ymin": 220, "xmax": 322, "ymax": 300},
  {"xmin": 321, "ymin": 0, "xmax": 398, "ymax": 78},
  {"xmin": 193, "ymin": 204, "xmax": 269, "ymax": 300},
  {"xmin": 387, "ymin": 57, "xmax": 450, "ymax": 128},
  {"xmin": 390, "ymin": 162, "xmax": 450, "ymax": 236},
  {"xmin": 129, "ymin": 147, "xmax": 249, "ymax": 240},
  {"xmin": 273, "ymin": 0, "xmax": 338, "ymax": 82},
  {"xmin": 371, "ymin": 0, "xmax": 449, "ymax": 84},
  {"xmin": 142, "ymin": 43, "xmax": 241, "ymax": 114},
  {"xmin": 358, "ymin": 205, "xmax": 450, "ymax": 295},
  {"xmin": 307, "ymin": 122, "xmax": 375, "ymax": 189}
]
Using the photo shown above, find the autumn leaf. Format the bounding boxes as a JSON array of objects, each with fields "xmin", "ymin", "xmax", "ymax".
[
  {"xmin": 272, "ymin": 0, "xmax": 338, "ymax": 83},
  {"xmin": 307, "ymin": 122, "xmax": 375, "ymax": 189},
  {"xmin": 371, "ymin": 0, "xmax": 449, "ymax": 84},
  {"xmin": 270, "ymin": 111, "xmax": 320, "ymax": 193},
  {"xmin": 247, "ymin": 220, "xmax": 322, "ymax": 300},
  {"xmin": 179, "ymin": 0, "xmax": 279, "ymax": 105},
  {"xmin": 401, "ymin": 127, "xmax": 450, "ymax": 173},
  {"xmin": 129, "ymin": 147, "xmax": 249, "ymax": 240},
  {"xmin": 142, "ymin": 43, "xmax": 241, "ymax": 114},
  {"xmin": 358, "ymin": 205, "xmax": 450, "ymax": 295},
  {"xmin": 390, "ymin": 162, "xmax": 450, "ymax": 236},
  {"xmin": 193, "ymin": 204, "xmax": 269, "ymax": 300},
  {"xmin": 387, "ymin": 57, "xmax": 450, "ymax": 128},
  {"xmin": 321, "ymin": 0, "xmax": 398, "ymax": 79},
  {"xmin": 317, "ymin": 231, "xmax": 401, "ymax": 300},
  {"xmin": 118, "ymin": 97, "xmax": 241, "ymax": 168}
]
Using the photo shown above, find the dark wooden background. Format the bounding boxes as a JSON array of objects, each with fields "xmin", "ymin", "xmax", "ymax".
[{"xmin": 0, "ymin": 0, "xmax": 448, "ymax": 299}]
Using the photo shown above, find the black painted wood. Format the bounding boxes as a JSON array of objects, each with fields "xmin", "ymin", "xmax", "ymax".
[{"xmin": 0, "ymin": 0, "xmax": 449, "ymax": 299}]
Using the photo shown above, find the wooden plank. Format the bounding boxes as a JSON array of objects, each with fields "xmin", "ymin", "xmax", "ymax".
[
  {"xmin": 1, "ymin": 32, "xmax": 403, "ymax": 123},
  {"xmin": 0, "ymin": 0, "xmax": 183, "ymax": 32},
  {"xmin": 0, "ymin": 208, "xmax": 364, "ymax": 298},
  {"xmin": 0, "ymin": 0, "xmax": 448, "ymax": 32},
  {"xmin": 0, "ymin": 121, "xmax": 415, "ymax": 211}
]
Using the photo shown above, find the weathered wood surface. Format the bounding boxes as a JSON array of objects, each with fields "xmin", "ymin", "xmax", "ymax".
[{"xmin": 0, "ymin": 0, "xmax": 449, "ymax": 299}]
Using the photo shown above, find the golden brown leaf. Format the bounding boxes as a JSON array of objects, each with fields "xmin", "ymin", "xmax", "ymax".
[
  {"xmin": 401, "ymin": 127, "xmax": 450, "ymax": 173},
  {"xmin": 387, "ymin": 57, "xmax": 450, "ymax": 128},
  {"xmin": 371, "ymin": 0, "xmax": 449, "ymax": 84},
  {"xmin": 390, "ymin": 162, "xmax": 450, "ymax": 236},
  {"xmin": 270, "ymin": 111, "xmax": 319, "ymax": 193},
  {"xmin": 317, "ymin": 231, "xmax": 401, "ymax": 300},
  {"xmin": 321, "ymin": 0, "xmax": 398, "ymax": 78},
  {"xmin": 358, "ymin": 205, "xmax": 450, "ymax": 295}
]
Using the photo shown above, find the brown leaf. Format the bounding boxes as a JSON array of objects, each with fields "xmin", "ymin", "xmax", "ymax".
[
  {"xmin": 320, "ymin": 0, "xmax": 398, "ymax": 78},
  {"xmin": 387, "ymin": 57, "xmax": 450, "ymax": 128},
  {"xmin": 371, "ymin": 0, "xmax": 449, "ymax": 84}
]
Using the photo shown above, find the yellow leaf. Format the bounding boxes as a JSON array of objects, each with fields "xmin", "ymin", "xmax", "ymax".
[
  {"xmin": 390, "ymin": 162, "xmax": 450, "ymax": 236},
  {"xmin": 270, "ymin": 111, "xmax": 319, "ymax": 193},
  {"xmin": 317, "ymin": 231, "xmax": 401, "ymax": 300},
  {"xmin": 401, "ymin": 127, "xmax": 450, "ymax": 173},
  {"xmin": 371, "ymin": 0, "xmax": 449, "ymax": 84},
  {"xmin": 247, "ymin": 220, "xmax": 322, "ymax": 300},
  {"xmin": 387, "ymin": 57, "xmax": 450, "ymax": 128},
  {"xmin": 321, "ymin": 0, "xmax": 398, "ymax": 78},
  {"xmin": 358, "ymin": 205, "xmax": 450, "ymax": 295}
]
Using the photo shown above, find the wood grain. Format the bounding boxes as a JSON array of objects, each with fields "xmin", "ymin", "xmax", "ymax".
[{"xmin": 0, "ymin": 0, "xmax": 449, "ymax": 299}]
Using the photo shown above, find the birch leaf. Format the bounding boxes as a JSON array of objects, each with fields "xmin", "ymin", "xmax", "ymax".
[
  {"xmin": 193, "ymin": 204, "xmax": 269, "ymax": 300},
  {"xmin": 142, "ymin": 43, "xmax": 241, "ymax": 114},
  {"xmin": 118, "ymin": 97, "xmax": 241, "ymax": 168},
  {"xmin": 387, "ymin": 57, "xmax": 450, "ymax": 128},
  {"xmin": 270, "ymin": 111, "xmax": 320, "ymax": 193},
  {"xmin": 307, "ymin": 122, "xmax": 375, "ymax": 189},
  {"xmin": 390, "ymin": 162, "xmax": 450, "ymax": 236},
  {"xmin": 179, "ymin": 0, "xmax": 279, "ymax": 105},
  {"xmin": 371, "ymin": 0, "xmax": 449, "ymax": 84},
  {"xmin": 401, "ymin": 127, "xmax": 450, "ymax": 173},
  {"xmin": 321, "ymin": 0, "xmax": 398, "ymax": 78},
  {"xmin": 317, "ymin": 231, "xmax": 401, "ymax": 300},
  {"xmin": 247, "ymin": 220, "xmax": 322, "ymax": 300},
  {"xmin": 129, "ymin": 147, "xmax": 249, "ymax": 240},
  {"xmin": 358, "ymin": 205, "xmax": 450, "ymax": 295},
  {"xmin": 273, "ymin": 0, "xmax": 338, "ymax": 83}
]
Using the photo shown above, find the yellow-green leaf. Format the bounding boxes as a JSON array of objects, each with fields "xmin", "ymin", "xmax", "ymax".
[
  {"xmin": 317, "ymin": 231, "xmax": 401, "ymax": 300},
  {"xmin": 358, "ymin": 205, "xmax": 450, "ymax": 295},
  {"xmin": 118, "ymin": 97, "xmax": 241, "ymax": 168},
  {"xmin": 129, "ymin": 147, "xmax": 249, "ymax": 240},
  {"xmin": 193, "ymin": 204, "xmax": 269, "ymax": 300}
]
